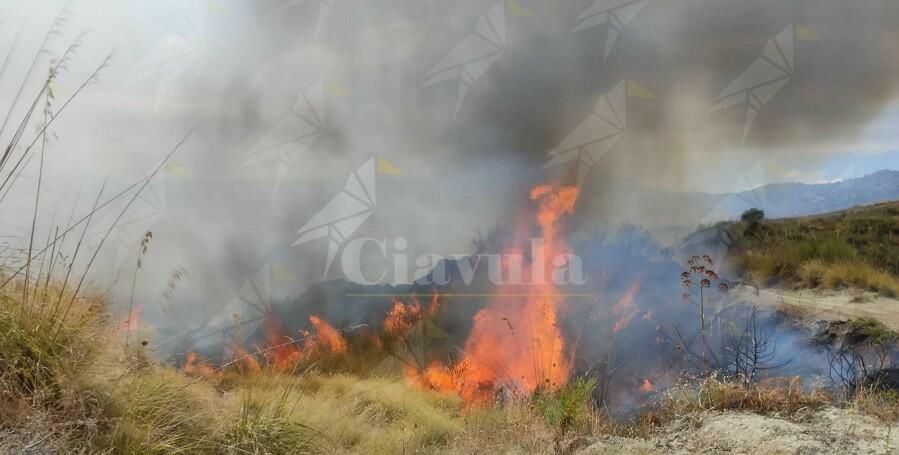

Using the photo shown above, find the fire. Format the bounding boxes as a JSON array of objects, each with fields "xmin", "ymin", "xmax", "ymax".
[
  {"xmin": 263, "ymin": 315, "xmax": 302, "ymax": 370},
  {"xmin": 183, "ymin": 351, "xmax": 217, "ymax": 377},
  {"xmin": 183, "ymin": 314, "xmax": 347, "ymax": 377},
  {"xmin": 611, "ymin": 282, "xmax": 642, "ymax": 333},
  {"xmin": 384, "ymin": 293, "xmax": 440, "ymax": 337},
  {"xmin": 303, "ymin": 315, "xmax": 348, "ymax": 354},
  {"xmin": 260, "ymin": 313, "xmax": 347, "ymax": 371},
  {"xmin": 123, "ymin": 304, "xmax": 143, "ymax": 333},
  {"xmin": 226, "ymin": 343, "xmax": 262, "ymax": 373},
  {"xmin": 407, "ymin": 185, "xmax": 578, "ymax": 404},
  {"xmin": 638, "ymin": 378, "xmax": 654, "ymax": 394},
  {"xmin": 407, "ymin": 361, "xmax": 460, "ymax": 393}
]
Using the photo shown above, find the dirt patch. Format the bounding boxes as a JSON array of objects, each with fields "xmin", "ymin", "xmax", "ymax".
[
  {"xmin": 732, "ymin": 287, "xmax": 899, "ymax": 331},
  {"xmin": 579, "ymin": 407, "xmax": 899, "ymax": 454}
]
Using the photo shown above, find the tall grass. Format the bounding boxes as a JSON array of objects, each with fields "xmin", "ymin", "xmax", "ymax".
[
  {"xmin": 649, "ymin": 376, "xmax": 831, "ymax": 420},
  {"xmin": 729, "ymin": 214, "xmax": 899, "ymax": 297},
  {"xmin": 0, "ymin": 283, "xmax": 104, "ymax": 426}
]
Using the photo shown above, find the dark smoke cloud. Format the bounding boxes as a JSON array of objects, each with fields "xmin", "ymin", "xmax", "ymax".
[
  {"xmin": 4, "ymin": 0, "xmax": 897, "ymax": 328},
  {"xmin": 153, "ymin": 0, "xmax": 899, "ymax": 324}
]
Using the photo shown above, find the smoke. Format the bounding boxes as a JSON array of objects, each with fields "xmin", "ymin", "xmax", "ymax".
[{"xmin": 1, "ymin": 0, "xmax": 898, "ymax": 328}]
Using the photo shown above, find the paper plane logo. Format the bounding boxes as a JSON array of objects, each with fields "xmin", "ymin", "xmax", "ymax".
[
  {"xmin": 424, "ymin": 1, "xmax": 505, "ymax": 118},
  {"xmin": 573, "ymin": 0, "xmax": 651, "ymax": 61},
  {"xmin": 713, "ymin": 24, "xmax": 819, "ymax": 142},
  {"xmin": 293, "ymin": 157, "xmax": 403, "ymax": 277}
]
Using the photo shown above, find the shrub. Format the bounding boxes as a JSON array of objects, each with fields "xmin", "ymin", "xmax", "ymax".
[
  {"xmin": 741, "ymin": 208, "xmax": 765, "ymax": 236},
  {"xmin": 798, "ymin": 260, "xmax": 827, "ymax": 288},
  {"xmin": 847, "ymin": 318, "xmax": 899, "ymax": 345},
  {"xmin": 741, "ymin": 208, "xmax": 765, "ymax": 225},
  {"xmin": 93, "ymin": 362, "xmax": 224, "ymax": 454},
  {"xmin": 532, "ymin": 377, "xmax": 597, "ymax": 432}
]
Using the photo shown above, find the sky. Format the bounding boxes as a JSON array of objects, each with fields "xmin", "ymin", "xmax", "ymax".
[{"xmin": 1, "ymin": 0, "xmax": 898, "ymax": 325}]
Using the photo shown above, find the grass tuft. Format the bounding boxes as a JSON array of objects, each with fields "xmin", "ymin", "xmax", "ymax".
[
  {"xmin": 532, "ymin": 377, "xmax": 597, "ymax": 432},
  {"xmin": 650, "ymin": 377, "xmax": 831, "ymax": 421}
]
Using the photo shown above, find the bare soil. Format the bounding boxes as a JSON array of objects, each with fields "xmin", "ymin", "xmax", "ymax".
[
  {"xmin": 733, "ymin": 286, "xmax": 899, "ymax": 331},
  {"xmin": 580, "ymin": 407, "xmax": 899, "ymax": 454}
]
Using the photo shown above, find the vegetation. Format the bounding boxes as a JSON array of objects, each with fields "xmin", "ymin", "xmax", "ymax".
[
  {"xmin": 652, "ymin": 376, "xmax": 830, "ymax": 419},
  {"xmin": 532, "ymin": 377, "xmax": 597, "ymax": 432},
  {"xmin": 1, "ymin": 15, "xmax": 898, "ymax": 454},
  {"xmin": 740, "ymin": 208, "xmax": 765, "ymax": 236},
  {"xmin": 680, "ymin": 255, "xmax": 729, "ymax": 374},
  {"xmin": 853, "ymin": 388, "xmax": 899, "ymax": 422},
  {"xmin": 2, "ymin": 276, "xmax": 899, "ymax": 453},
  {"xmin": 847, "ymin": 318, "xmax": 899, "ymax": 346},
  {"xmin": 725, "ymin": 203, "xmax": 899, "ymax": 296},
  {"xmin": 0, "ymin": 281, "xmax": 596, "ymax": 453}
]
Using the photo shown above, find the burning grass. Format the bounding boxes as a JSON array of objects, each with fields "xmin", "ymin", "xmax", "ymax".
[
  {"xmin": 6, "ymin": 279, "xmax": 899, "ymax": 453},
  {"xmin": 406, "ymin": 185, "xmax": 579, "ymax": 404},
  {"xmin": 0, "ymin": 277, "xmax": 568, "ymax": 453}
]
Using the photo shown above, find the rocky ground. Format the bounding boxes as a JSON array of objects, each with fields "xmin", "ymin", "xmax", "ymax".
[
  {"xmin": 576, "ymin": 287, "xmax": 899, "ymax": 454},
  {"xmin": 579, "ymin": 407, "xmax": 898, "ymax": 454}
]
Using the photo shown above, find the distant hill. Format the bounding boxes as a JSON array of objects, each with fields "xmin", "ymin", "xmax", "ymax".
[
  {"xmin": 573, "ymin": 170, "xmax": 899, "ymax": 244},
  {"xmin": 702, "ymin": 170, "xmax": 899, "ymax": 221}
]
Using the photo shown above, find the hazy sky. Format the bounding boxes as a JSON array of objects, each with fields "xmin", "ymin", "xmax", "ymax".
[
  {"xmin": 4, "ymin": 0, "xmax": 898, "ymax": 191},
  {"xmin": 2, "ymin": 0, "xmax": 898, "ymax": 325}
]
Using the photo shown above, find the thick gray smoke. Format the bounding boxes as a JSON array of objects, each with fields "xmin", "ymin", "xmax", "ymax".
[{"xmin": 1, "ymin": 0, "xmax": 898, "ymax": 328}]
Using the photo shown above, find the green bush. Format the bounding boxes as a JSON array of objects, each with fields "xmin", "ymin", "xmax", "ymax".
[
  {"xmin": 532, "ymin": 377, "xmax": 596, "ymax": 432},
  {"xmin": 848, "ymin": 318, "xmax": 899, "ymax": 346}
]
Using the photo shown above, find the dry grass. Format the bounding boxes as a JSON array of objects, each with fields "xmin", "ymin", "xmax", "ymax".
[
  {"xmin": 647, "ymin": 377, "xmax": 831, "ymax": 424},
  {"xmin": 725, "ymin": 202, "xmax": 899, "ymax": 297},
  {"xmin": 11, "ymin": 278, "xmax": 899, "ymax": 453},
  {"xmin": 0, "ymin": 281, "xmax": 105, "ymax": 429},
  {"xmin": 77, "ymin": 351, "xmax": 227, "ymax": 453},
  {"xmin": 223, "ymin": 373, "xmax": 463, "ymax": 453},
  {"xmin": 852, "ymin": 388, "xmax": 899, "ymax": 422},
  {"xmin": 443, "ymin": 401, "xmax": 558, "ymax": 454},
  {"xmin": 0, "ymin": 277, "xmax": 567, "ymax": 453},
  {"xmin": 799, "ymin": 260, "xmax": 899, "ymax": 297}
]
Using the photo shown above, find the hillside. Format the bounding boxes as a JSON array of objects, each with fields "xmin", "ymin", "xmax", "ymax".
[
  {"xmin": 720, "ymin": 200, "xmax": 899, "ymax": 296},
  {"xmin": 575, "ymin": 170, "xmax": 899, "ymax": 243},
  {"xmin": 707, "ymin": 170, "xmax": 899, "ymax": 220}
]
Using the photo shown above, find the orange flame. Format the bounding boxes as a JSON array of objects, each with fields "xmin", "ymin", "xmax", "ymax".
[
  {"xmin": 122, "ymin": 304, "xmax": 143, "ymax": 333},
  {"xmin": 263, "ymin": 315, "xmax": 302, "ymax": 370},
  {"xmin": 185, "ymin": 315, "xmax": 346, "ymax": 376},
  {"xmin": 384, "ymin": 293, "xmax": 440, "ymax": 337},
  {"xmin": 638, "ymin": 378, "xmax": 654, "ymax": 394},
  {"xmin": 183, "ymin": 351, "xmax": 217, "ymax": 378},
  {"xmin": 261, "ymin": 314, "xmax": 347, "ymax": 371},
  {"xmin": 304, "ymin": 315, "xmax": 348, "ymax": 354},
  {"xmin": 611, "ymin": 282, "xmax": 641, "ymax": 333},
  {"xmin": 226, "ymin": 343, "xmax": 262, "ymax": 373},
  {"xmin": 406, "ymin": 361, "xmax": 460, "ymax": 393},
  {"xmin": 407, "ymin": 185, "xmax": 578, "ymax": 404}
]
